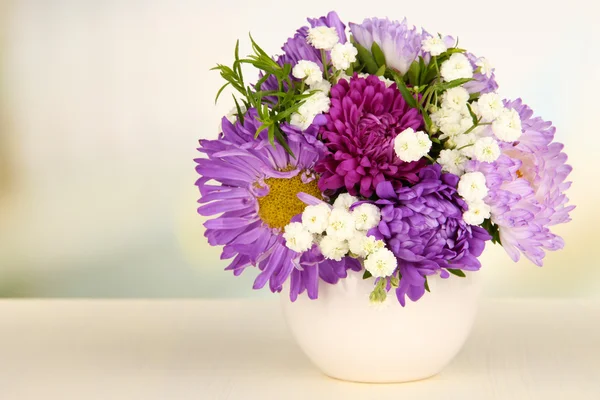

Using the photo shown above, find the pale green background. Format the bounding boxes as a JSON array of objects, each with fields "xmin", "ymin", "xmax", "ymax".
[{"xmin": 0, "ymin": 0, "xmax": 597, "ymax": 298}]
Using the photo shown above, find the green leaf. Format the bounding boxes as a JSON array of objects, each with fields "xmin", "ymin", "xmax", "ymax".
[
  {"xmin": 418, "ymin": 57, "xmax": 427, "ymax": 86},
  {"xmin": 482, "ymin": 219, "xmax": 502, "ymax": 245},
  {"xmin": 407, "ymin": 60, "xmax": 420, "ymax": 86},
  {"xmin": 234, "ymin": 39, "xmax": 243, "ymax": 80},
  {"xmin": 254, "ymin": 74, "xmax": 270, "ymax": 91},
  {"xmin": 469, "ymin": 92, "xmax": 481, "ymax": 102},
  {"xmin": 436, "ymin": 78, "xmax": 473, "ymax": 91},
  {"xmin": 390, "ymin": 275, "xmax": 399, "ymax": 288},
  {"xmin": 254, "ymin": 122, "xmax": 270, "ymax": 139},
  {"xmin": 389, "ymin": 69, "xmax": 418, "ymax": 109},
  {"xmin": 371, "ymin": 42, "xmax": 386, "ymax": 68},
  {"xmin": 447, "ymin": 269, "xmax": 466, "ymax": 278},
  {"xmin": 232, "ymin": 95, "xmax": 245, "ymax": 125},
  {"xmin": 362, "ymin": 270, "xmax": 373, "ymax": 280},
  {"xmin": 272, "ymin": 104, "xmax": 301, "ymax": 122},
  {"xmin": 253, "ymin": 90, "xmax": 288, "ymax": 99},
  {"xmin": 214, "ymin": 82, "xmax": 230, "ymax": 103},
  {"xmin": 375, "ymin": 64, "xmax": 386, "ymax": 77},
  {"xmin": 424, "ymin": 278, "xmax": 430, "ymax": 292},
  {"xmin": 423, "ymin": 111, "xmax": 433, "ymax": 132},
  {"xmin": 351, "ymin": 37, "xmax": 379, "ymax": 75},
  {"xmin": 268, "ymin": 124, "xmax": 275, "ymax": 147},
  {"xmin": 423, "ymin": 64, "xmax": 439, "ymax": 84},
  {"xmin": 249, "ymin": 33, "xmax": 270, "ymax": 58},
  {"xmin": 273, "ymin": 125, "xmax": 295, "ymax": 158}
]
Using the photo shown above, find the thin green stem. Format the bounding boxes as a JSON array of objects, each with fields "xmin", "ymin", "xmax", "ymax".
[
  {"xmin": 321, "ymin": 49, "xmax": 330, "ymax": 80},
  {"xmin": 424, "ymin": 154, "xmax": 436, "ymax": 163},
  {"xmin": 456, "ymin": 143, "xmax": 474, "ymax": 151},
  {"xmin": 462, "ymin": 122, "xmax": 491, "ymax": 135},
  {"xmin": 433, "ymin": 55, "xmax": 440, "ymax": 76}
]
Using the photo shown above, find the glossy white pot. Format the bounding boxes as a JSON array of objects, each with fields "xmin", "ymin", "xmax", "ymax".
[{"xmin": 281, "ymin": 269, "xmax": 482, "ymax": 383}]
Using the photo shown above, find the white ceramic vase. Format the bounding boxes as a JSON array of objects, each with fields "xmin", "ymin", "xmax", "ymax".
[{"xmin": 280, "ymin": 269, "xmax": 482, "ymax": 383}]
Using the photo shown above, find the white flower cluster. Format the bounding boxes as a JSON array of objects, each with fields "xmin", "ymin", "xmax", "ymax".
[
  {"xmin": 290, "ymin": 60, "xmax": 331, "ymax": 130},
  {"xmin": 421, "ymin": 36, "xmax": 447, "ymax": 57},
  {"xmin": 431, "ymin": 85, "xmax": 522, "ymax": 176},
  {"xmin": 289, "ymin": 28, "xmax": 359, "ymax": 131},
  {"xmin": 330, "ymin": 42, "xmax": 358, "ymax": 71},
  {"xmin": 393, "ymin": 128, "xmax": 432, "ymax": 163},
  {"xmin": 307, "ymin": 26, "xmax": 339, "ymax": 51},
  {"xmin": 283, "ymin": 194, "xmax": 397, "ymax": 278},
  {"xmin": 457, "ymin": 172, "xmax": 491, "ymax": 225},
  {"xmin": 440, "ymin": 53, "xmax": 473, "ymax": 82},
  {"xmin": 475, "ymin": 57, "xmax": 493, "ymax": 77}
]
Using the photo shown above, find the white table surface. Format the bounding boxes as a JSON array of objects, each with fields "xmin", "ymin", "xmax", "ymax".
[{"xmin": 0, "ymin": 299, "xmax": 598, "ymax": 400}]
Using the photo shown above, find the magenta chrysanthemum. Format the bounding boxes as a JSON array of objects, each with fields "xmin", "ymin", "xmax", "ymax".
[
  {"xmin": 467, "ymin": 99, "xmax": 574, "ymax": 266},
  {"xmin": 315, "ymin": 75, "xmax": 425, "ymax": 197}
]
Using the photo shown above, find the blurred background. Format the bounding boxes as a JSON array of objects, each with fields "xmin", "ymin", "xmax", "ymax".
[{"xmin": 0, "ymin": 0, "xmax": 597, "ymax": 298}]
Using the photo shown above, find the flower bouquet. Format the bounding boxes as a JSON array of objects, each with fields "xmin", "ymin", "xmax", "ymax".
[{"xmin": 195, "ymin": 12, "xmax": 573, "ymax": 382}]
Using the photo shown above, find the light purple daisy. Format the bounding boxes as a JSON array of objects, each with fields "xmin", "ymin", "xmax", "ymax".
[
  {"xmin": 195, "ymin": 110, "xmax": 360, "ymax": 299},
  {"xmin": 467, "ymin": 99, "xmax": 574, "ymax": 266},
  {"xmin": 349, "ymin": 17, "xmax": 424, "ymax": 74}
]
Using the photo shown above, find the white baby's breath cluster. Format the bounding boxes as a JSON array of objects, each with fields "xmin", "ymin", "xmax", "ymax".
[
  {"xmin": 421, "ymin": 35, "xmax": 447, "ymax": 57},
  {"xmin": 393, "ymin": 128, "xmax": 432, "ymax": 163},
  {"xmin": 429, "ymin": 83, "xmax": 522, "ymax": 178},
  {"xmin": 457, "ymin": 171, "xmax": 491, "ymax": 225},
  {"xmin": 307, "ymin": 26, "xmax": 339, "ymax": 51},
  {"xmin": 330, "ymin": 42, "xmax": 358, "ymax": 71},
  {"xmin": 440, "ymin": 53, "xmax": 473, "ymax": 82},
  {"xmin": 283, "ymin": 194, "xmax": 397, "ymax": 278},
  {"xmin": 290, "ymin": 27, "xmax": 359, "ymax": 131},
  {"xmin": 290, "ymin": 60, "xmax": 331, "ymax": 130}
]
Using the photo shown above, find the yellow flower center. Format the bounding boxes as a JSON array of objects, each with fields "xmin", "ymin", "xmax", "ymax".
[{"xmin": 257, "ymin": 171, "xmax": 322, "ymax": 230}]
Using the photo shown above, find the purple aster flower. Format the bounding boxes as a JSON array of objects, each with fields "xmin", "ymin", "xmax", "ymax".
[
  {"xmin": 370, "ymin": 164, "xmax": 491, "ymax": 306},
  {"xmin": 467, "ymin": 99, "xmax": 574, "ymax": 266},
  {"xmin": 463, "ymin": 52, "xmax": 498, "ymax": 95},
  {"xmin": 349, "ymin": 17, "xmax": 424, "ymax": 74},
  {"xmin": 196, "ymin": 110, "xmax": 360, "ymax": 300},
  {"xmin": 315, "ymin": 74, "xmax": 425, "ymax": 198}
]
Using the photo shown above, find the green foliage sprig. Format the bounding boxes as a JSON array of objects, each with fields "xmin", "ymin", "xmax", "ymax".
[{"xmin": 211, "ymin": 35, "xmax": 314, "ymax": 156}]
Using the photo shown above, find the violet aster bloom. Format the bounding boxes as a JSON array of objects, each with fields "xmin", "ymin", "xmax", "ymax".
[
  {"xmin": 196, "ymin": 110, "xmax": 360, "ymax": 299},
  {"xmin": 349, "ymin": 17, "xmax": 424, "ymax": 74},
  {"xmin": 370, "ymin": 165, "xmax": 491, "ymax": 306},
  {"xmin": 467, "ymin": 99, "xmax": 574, "ymax": 265},
  {"xmin": 315, "ymin": 74, "xmax": 425, "ymax": 197}
]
